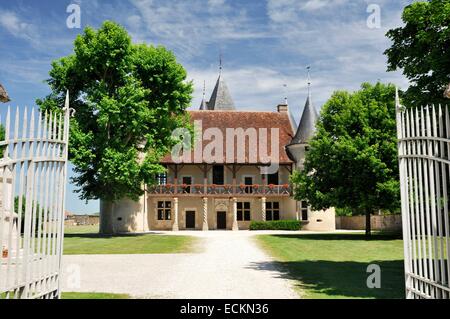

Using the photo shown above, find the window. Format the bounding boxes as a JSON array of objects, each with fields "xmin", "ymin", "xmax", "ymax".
[
  {"xmin": 157, "ymin": 201, "xmax": 172, "ymax": 220},
  {"xmin": 301, "ymin": 201, "xmax": 308, "ymax": 221},
  {"xmin": 156, "ymin": 172, "xmax": 167, "ymax": 185},
  {"xmin": 266, "ymin": 202, "xmax": 280, "ymax": 221},
  {"xmin": 237, "ymin": 202, "xmax": 251, "ymax": 221}
]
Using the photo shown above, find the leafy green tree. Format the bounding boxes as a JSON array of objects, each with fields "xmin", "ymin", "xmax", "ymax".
[
  {"xmin": 38, "ymin": 21, "xmax": 193, "ymax": 234},
  {"xmin": 385, "ymin": 0, "xmax": 450, "ymax": 107},
  {"xmin": 291, "ymin": 83, "xmax": 400, "ymax": 237}
]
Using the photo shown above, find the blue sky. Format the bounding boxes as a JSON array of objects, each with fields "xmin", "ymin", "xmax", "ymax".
[{"xmin": 0, "ymin": 0, "xmax": 412, "ymax": 214}]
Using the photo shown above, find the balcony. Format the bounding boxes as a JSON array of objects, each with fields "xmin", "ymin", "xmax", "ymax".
[{"xmin": 147, "ymin": 184, "xmax": 292, "ymax": 197}]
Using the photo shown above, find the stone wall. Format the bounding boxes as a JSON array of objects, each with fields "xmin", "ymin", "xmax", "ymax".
[
  {"xmin": 66, "ymin": 215, "xmax": 100, "ymax": 226},
  {"xmin": 336, "ymin": 215, "xmax": 402, "ymax": 232},
  {"xmin": 302, "ymin": 208, "xmax": 336, "ymax": 231}
]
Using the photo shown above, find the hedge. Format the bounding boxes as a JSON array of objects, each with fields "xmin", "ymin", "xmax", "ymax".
[{"xmin": 249, "ymin": 220, "xmax": 302, "ymax": 231}]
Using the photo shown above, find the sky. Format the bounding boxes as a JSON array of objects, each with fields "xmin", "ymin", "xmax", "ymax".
[{"xmin": 0, "ymin": 0, "xmax": 412, "ymax": 214}]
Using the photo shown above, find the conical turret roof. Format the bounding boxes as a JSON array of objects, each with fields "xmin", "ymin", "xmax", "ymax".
[
  {"xmin": 290, "ymin": 93, "xmax": 318, "ymax": 144},
  {"xmin": 207, "ymin": 75, "xmax": 235, "ymax": 110}
]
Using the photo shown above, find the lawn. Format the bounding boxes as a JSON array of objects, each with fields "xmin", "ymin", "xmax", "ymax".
[
  {"xmin": 256, "ymin": 233, "xmax": 405, "ymax": 299},
  {"xmin": 62, "ymin": 292, "xmax": 130, "ymax": 299},
  {"xmin": 63, "ymin": 225, "xmax": 200, "ymax": 255}
]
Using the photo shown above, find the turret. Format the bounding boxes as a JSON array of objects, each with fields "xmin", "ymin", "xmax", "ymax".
[
  {"xmin": 207, "ymin": 74, "xmax": 235, "ymax": 110},
  {"xmin": 200, "ymin": 57, "xmax": 235, "ymax": 111},
  {"xmin": 286, "ymin": 68, "xmax": 318, "ymax": 169}
]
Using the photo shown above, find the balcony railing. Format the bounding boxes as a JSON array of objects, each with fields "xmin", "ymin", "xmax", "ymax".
[{"xmin": 147, "ymin": 184, "xmax": 292, "ymax": 197}]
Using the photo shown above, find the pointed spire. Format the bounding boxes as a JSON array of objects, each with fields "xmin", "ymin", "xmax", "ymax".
[
  {"xmin": 207, "ymin": 58, "xmax": 235, "ymax": 110},
  {"xmin": 283, "ymin": 84, "xmax": 288, "ymax": 105},
  {"xmin": 199, "ymin": 80, "xmax": 208, "ymax": 110},
  {"xmin": 290, "ymin": 67, "xmax": 318, "ymax": 144},
  {"xmin": 307, "ymin": 66, "xmax": 311, "ymax": 98}
]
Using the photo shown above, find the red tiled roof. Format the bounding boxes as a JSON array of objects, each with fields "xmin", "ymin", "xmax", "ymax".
[{"xmin": 161, "ymin": 110, "xmax": 295, "ymax": 164}]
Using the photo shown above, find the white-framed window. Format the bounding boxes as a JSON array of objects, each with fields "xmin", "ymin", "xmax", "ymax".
[
  {"xmin": 300, "ymin": 201, "xmax": 309, "ymax": 221},
  {"xmin": 157, "ymin": 201, "xmax": 172, "ymax": 220},
  {"xmin": 156, "ymin": 172, "xmax": 167, "ymax": 185}
]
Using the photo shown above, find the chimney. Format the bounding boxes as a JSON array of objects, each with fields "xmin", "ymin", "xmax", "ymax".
[{"xmin": 277, "ymin": 103, "xmax": 288, "ymax": 113}]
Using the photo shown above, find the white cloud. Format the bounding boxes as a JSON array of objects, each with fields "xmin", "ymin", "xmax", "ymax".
[
  {"xmin": 208, "ymin": 0, "xmax": 226, "ymax": 8},
  {"xmin": 127, "ymin": 15, "xmax": 142, "ymax": 30},
  {"xmin": 264, "ymin": 0, "xmax": 410, "ymax": 106},
  {"xmin": 267, "ymin": 0, "xmax": 349, "ymax": 22},
  {"xmin": 0, "ymin": 10, "xmax": 36, "ymax": 41},
  {"xmin": 129, "ymin": 0, "xmax": 269, "ymax": 58},
  {"xmin": 302, "ymin": 0, "xmax": 347, "ymax": 11}
]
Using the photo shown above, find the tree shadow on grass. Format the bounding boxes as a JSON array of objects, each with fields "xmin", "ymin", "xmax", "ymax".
[{"xmin": 249, "ymin": 259, "xmax": 405, "ymax": 299}]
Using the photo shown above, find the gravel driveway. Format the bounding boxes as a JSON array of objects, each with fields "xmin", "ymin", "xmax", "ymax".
[{"xmin": 61, "ymin": 231, "xmax": 299, "ymax": 299}]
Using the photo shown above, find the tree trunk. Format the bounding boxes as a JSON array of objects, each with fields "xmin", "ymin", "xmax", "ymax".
[
  {"xmin": 365, "ymin": 208, "xmax": 372, "ymax": 238},
  {"xmin": 99, "ymin": 200, "xmax": 115, "ymax": 235}
]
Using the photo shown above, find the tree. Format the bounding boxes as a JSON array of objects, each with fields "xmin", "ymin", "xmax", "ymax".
[
  {"xmin": 385, "ymin": 0, "xmax": 450, "ymax": 107},
  {"xmin": 291, "ymin": 83, "xmax": 400, "ymax": 237},
  {"xmin": 38, "ymin": 21, "xmax": 193, "ymax": 234},
  {"xmin": 14, "ymin": 196, "xmax": 43, "ymax": 234}
]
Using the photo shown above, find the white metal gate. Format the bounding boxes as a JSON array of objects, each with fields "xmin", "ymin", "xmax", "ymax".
[
  {"xmin": 396, "ymin": 89, "xmax": 450, "ymax": 299},
  {"xmin": 0, "ymin": 94, "xmax": 71, "ymax": 299}
]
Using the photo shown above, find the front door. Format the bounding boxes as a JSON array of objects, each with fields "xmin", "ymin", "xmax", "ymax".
[
  {"xmin": 185, "ymin": 211, "xmax": 196, "ymax": 229},
  {"xmin": 217, "ymin": 211, "xmax": 227, "ymax": 230}
]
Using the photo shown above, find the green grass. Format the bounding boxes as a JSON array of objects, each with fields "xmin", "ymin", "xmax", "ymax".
[
  {"xmin": 62, "ymin": 292, "xmax": 130, "ymax": 299},
  {"xmin": 64, "ymin": 224, "xmax": 100, "ymax": 234},
  {"xmin": 256, "ymin": 233, "xmax": 405, "ymax": 299},
  {"xmin": 63, "ymin": 225, "xmax": 200, "ymax": 255}
]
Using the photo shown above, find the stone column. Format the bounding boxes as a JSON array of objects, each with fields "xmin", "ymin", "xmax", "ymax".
[
  {"xmin": 261, "ymin": 197, "xmax": 267, "ymax": 221},
  {"xmin": 232, "ymin": 197, "xmax": 239, "ymax": 231},
  {"xmin": 202, "ymin": 197, "xmax": 209, "ymax": 231},
  {"xmin": 172, "ymin": 197, "xmax": 179, "ymax": 231}
]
